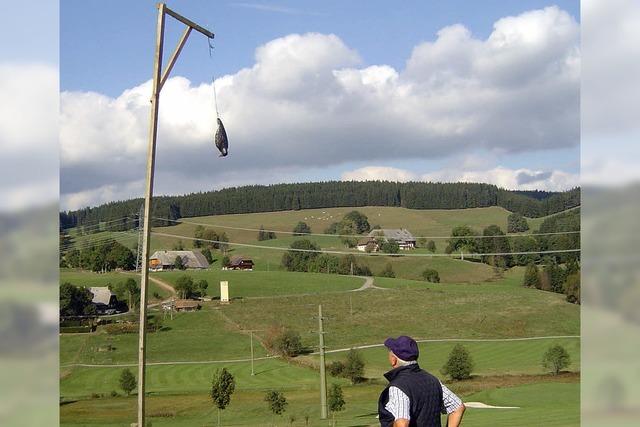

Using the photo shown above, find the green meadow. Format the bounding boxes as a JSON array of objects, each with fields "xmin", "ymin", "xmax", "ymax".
[
  {"xmin": 60, "ymin": 206, "xmax": 580, "ymax": 426},
  {"xmin": 64, "ymin": 205, "xmax": 566, "ymax": 283}
]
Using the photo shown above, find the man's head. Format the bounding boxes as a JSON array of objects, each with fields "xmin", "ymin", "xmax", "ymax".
[{"xmin": 384, "ymin": 335, "xmax": 419, "ymax": 368}]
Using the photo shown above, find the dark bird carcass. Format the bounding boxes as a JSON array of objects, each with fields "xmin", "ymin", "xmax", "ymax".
[{"xmin": 214, "ymin": 117, "xmax": 228, "ymax": 157}]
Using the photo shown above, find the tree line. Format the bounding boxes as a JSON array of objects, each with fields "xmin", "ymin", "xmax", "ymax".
[
  {"xmin": 60, "ymin": 181, "xmax": 580, "ymax": 230},
  {"xmin": 445, "ymin": 208, "xmax": 580, "ymax": 266},
  {"xmin": 62, "ymin": 239, "xmax": 135, "ymax": 272}
]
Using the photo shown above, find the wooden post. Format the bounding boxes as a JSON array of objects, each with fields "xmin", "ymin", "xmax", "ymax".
[
  {"xmin": 318, "ymin": 305, "xmax": 328, "ymax": 419},
  {"xmin": 250, "ymin": 330, "xmax": 255, "ymax": 376},
  {"xmin": 137, "ymin": 4, "xmax": 166, "ymax": 426},
  {"xmin": 136, "ymin": 4, "xmax": 214, "ymax": 427}
]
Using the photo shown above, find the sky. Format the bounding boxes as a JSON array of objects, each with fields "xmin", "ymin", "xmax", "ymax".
[
  {"xmin": 60, "ymin": 0, "xmax": 581, "ymax": 210},
  {"xmin": 0, "ymin": 0, "xmax": 58, "ymax": 212}
]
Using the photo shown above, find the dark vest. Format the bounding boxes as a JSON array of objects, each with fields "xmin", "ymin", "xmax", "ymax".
[{"xmin": 378, "ymin": 364, "xmax": 443, "ymax": 427}]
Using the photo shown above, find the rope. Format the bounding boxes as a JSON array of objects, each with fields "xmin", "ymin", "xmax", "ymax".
[{"xmin": 208, "ymin": 36, "xmax": 220, "ymax": 119}]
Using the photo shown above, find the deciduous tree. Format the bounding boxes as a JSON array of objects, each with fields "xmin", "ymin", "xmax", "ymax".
[
  {"xmin": 211, "ymin": 367, "xmax": 236, "ymax": 426},
  {"xmin": 542, "ymin": 345, "xmax": 570, "ymax": 375},
  {"xmin": 119, "ymin": 368, "xmax": 136, "ymax": 396},
  {"xmin": 441, "ymin": 344, "xmax": 473, "ymax": 380}
]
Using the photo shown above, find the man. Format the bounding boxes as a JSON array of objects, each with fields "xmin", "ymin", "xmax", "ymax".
[{"xmin": 378, "ymin": 336, "xmax": 465, "ymax": 427}]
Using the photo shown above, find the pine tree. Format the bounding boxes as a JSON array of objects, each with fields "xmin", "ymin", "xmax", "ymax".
[{"xmin": 523, "ymin": 263, "xmax": 540, "ymax": 288}]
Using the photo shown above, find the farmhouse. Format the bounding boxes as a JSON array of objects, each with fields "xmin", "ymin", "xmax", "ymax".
[
  {"xmin": 149, "ymin": 250, "xmax": 209, "ymax": 271},
  {"xmin": 356, "ymin": 237, "xmax": 379, "ymax": 252},
  {"xmin": 89, "ymin": 287, "xmax": 118, "ymax": 314},
  {"xmin": 174, "ymin": 299, "xmax": 200, "ymax": 312},
  {"xmin": 225, "ymin": 255, "xmax": 254, "ymax": 270},
  {"xmin": 367, "ymin": 228, "xmax": 416, "ymax": 250}
]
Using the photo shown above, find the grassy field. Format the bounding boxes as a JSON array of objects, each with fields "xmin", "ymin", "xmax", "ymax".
[
  {"xmin": 60, "ymin": 366, "xmax": 579, "ymax": 426},
  {"xmin": 64, "ymin": 205, "xmax": 564, "ymax": 283},
  {"xmin": 60, "ymin": 205, "xmax": 581, "ymax": 426},
  {"xmin": 60, "ymin": 267, "xmax": 580, "ymax": 426},
  {"xmin": 220, "ymin": 280, "xmax": 579, "ymax": 350},
  {"xmin": 153, "ymin": 270, "xmax": 364, "ymax": 298}
]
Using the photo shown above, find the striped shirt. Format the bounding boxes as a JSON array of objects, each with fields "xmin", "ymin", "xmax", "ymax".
[{"xmin": 385, "ymin": 382, "xmax": 463, "ymax": 420}]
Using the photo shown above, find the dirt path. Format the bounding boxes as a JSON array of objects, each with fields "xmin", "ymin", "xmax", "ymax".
[
  {"xmin": 118, "ymin": 271, "xmax": 177, "ymax": 297},
  {"xmin": 350, "ymin": 276, "xmax": 387, "ymax": 291},
  {"xmin": 148, "ymin": 275, "xmax": 177, "ymax": 296}
]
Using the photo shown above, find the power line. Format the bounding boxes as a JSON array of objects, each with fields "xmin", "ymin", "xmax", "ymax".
[
  {"xmin": 60, "ymin": 231, "xmax": 137, "ymax": 252},
  {"xmin": 61, "ymin": 216, "xmax": 136, "ymax": 232},
  {"xmin": 153, "ymin": 216, "xmax": 580, "ymax": 239},
  {"xmin": 150, "ymin": 231, "xmax": 580, "ymax": 258}
]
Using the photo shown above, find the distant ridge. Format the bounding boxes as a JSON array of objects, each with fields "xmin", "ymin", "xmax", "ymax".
[{"xmin": 60, "ymin": 181, "xmax": 580, "ymax": 230}]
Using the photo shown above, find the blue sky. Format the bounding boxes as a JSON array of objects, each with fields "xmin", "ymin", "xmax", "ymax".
[
  {"xmin": 60, "ymin": 1, "xmax": 581, "ymax": 210},
  {"xmin": 62, "ymin": 0, "xmax": 578, "ymax": 96}
]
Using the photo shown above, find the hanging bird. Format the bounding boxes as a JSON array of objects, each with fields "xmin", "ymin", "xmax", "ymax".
[{"xmin": 214, "ymin": 117, "xmax": 228, "ymax": 157}]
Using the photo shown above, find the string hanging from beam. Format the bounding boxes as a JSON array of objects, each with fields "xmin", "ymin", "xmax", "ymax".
[{"xmin": 209, "ymin": 38, "xmax": 229, "ymax": 157}]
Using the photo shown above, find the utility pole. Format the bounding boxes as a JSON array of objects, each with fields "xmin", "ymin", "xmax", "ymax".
[
  {"xmin": 136, "ymin": 4, "xmax": 214, "ymax": 427},
  {"xmin": 318, "ymin": 304, "xmax": 328, "ymax": 419},
  {"xmin": 135, "ymin": 204, "xmax": 144, "ymax": 272},
  {"xmin": 250, "ymin": 330, "xmax": 255, "ymax": 376},
  {"xmin": 349, "ymin": 295, "xmax": 353, "ymax": 317}
]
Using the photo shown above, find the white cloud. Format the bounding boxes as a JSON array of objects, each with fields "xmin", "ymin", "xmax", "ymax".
[
  {"xmin": 342, "ymin": 165, "xmax": 579, "ymax": 192},
  {"xmin": 0, "ymin": 63, "xmax": 58, "ymax": 212},
  {"xmin": 421, "ymin": 166, "xmax": 579, "ymax": 191},
  {"xmin": 0, "ymin": 63, "xmax": 58, "ymax": 151},
  {"xmin": 341, "ymin": 166, "xmax": 417, "ymax": 183},
  {"xmin": 582, "ymin": 0, "xmax": 640, "ymax": 186},
  {"xmin": 61, "ymin": 7, "xmax": 579, "ymax": 209}
]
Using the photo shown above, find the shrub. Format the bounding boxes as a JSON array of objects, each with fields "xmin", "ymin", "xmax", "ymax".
[
  {"xmin": 523, "ymin": 263, "xmax": 540, "ymax": 288},
  {"xmin": 441, "ymin": 344, "xmax": 473, "ymax": 380},
  {"xmin": 380, "ymin": 240, "xmax": 400, "ymax": 254},
  {"xmin": 281, "ymin": 239, "xmax": 320, "ymax": 272},
  {"xmin": 421, "ymin": 268, "xmax": 440, "ymax": 283},
  {"xmin": 110, "ymin": 390, "xmax": 118, "ymax": 397},
  {"xmin": 60, "ymin": 325, "xmax": 93, "ymax": 334},
  {"xmin": 104, "ymin": 322, "xmax": 138, "ymax": 334},
  {"xmin": 293, "ymin": 221, "xmax": 311, "ymax": 236},
  {"xmin": 343, "ymin": 349, "xmax": 365, "ymax": 384},
  {"xmin": 542, "ymin": 345, "xmax": 571, "ymax": 375},
  {"xmin": 264, "ymin": 325, "xmax": 304, "ymax": 357},
  {"xmin": 564, "ymin": 273, "xmax": 580, "ymax": 304},
  {"xmin": 379, "ymin": 263, "xmax": 395, "ymax": 278},
  {"xmin": 328, "ymin": 361, "xmax": 345, "ymax": 377}
]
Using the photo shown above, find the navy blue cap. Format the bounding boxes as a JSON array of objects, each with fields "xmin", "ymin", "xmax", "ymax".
[{"xmin": 384, "ymin": 335, "xmax": 419, "ymax": 361}]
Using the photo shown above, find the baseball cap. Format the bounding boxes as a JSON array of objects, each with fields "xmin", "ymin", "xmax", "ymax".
[{"xmin": 384, "ymin": 335, "xmax": 419, "ymax": 361}]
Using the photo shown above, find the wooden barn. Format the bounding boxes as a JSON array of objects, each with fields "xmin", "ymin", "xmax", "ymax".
[{"xmin": 226, "ymin": 255, "xmax": 254, "ymax": 270}]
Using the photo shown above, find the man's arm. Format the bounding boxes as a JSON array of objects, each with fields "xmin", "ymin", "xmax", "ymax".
[
  {"xmin": 387, "ymin": 386, "xmax": 410, "ymax": 427},
  {"xmin": 446, "ymin": 403, "xmax": 465, "ymax": 427},
  {"xmin": 393, "ymin": 419, "xmax": 410, "ymax": 427},
  {"xmin": 441, "ymin": 382, "xmax": 465, "ymax": 426}
]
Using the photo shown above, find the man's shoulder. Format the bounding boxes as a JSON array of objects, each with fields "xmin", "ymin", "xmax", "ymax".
[{"xmin": 394, "ymin": 367, "xmax": 442, "ymax": 388}]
